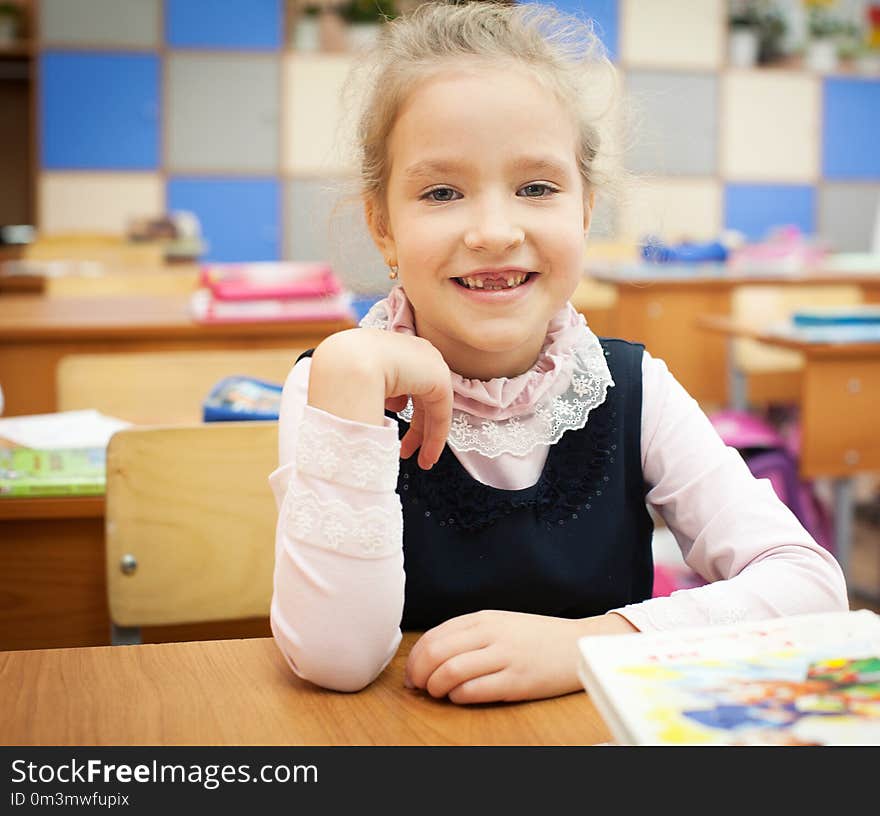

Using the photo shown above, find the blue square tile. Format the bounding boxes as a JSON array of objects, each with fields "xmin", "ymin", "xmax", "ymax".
[
  {"xmin": 724, "ymin": 184, "xmax": 816, "ymax": 242},
  {"xmin": 823, "ymin": 77, "xmax": 880, "ymax": 180},
  {"xmin": 166, "ymin": 0, "xmax": 283, "ymax": 50},
  {"xmin": 534, "ymin": 1, "xmax": 618, "ymax": 60},
  {"xmin": 41, "ymin": 52, "xmax": 160, "ymax": 170},
  {"xmin": 168, "ymin": 178, "xmax": 280, "ymax": 262}
]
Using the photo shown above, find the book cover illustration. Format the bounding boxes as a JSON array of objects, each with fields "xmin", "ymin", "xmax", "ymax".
[
  {"xmin": 578, "ymin": 611, "xmax": 880, "ymax": 745},
  {"xmin": 202, "ymin": 376, "xmax": 282, "ymax": 422},
  {"xmin": 0, "ymin": 446, "xmax": 106, "ymax": 497}
]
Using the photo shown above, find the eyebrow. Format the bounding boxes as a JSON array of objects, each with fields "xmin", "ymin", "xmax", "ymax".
[{"xmin": 402, "ymin": 156, "xmax": 572, "ymax": 181}]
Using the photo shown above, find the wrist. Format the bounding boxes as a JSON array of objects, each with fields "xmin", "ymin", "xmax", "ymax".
[
  {"xmin": 573, "ymin": 612, "xmax": 640, "ymax": 639},
  {"xmin": 308, "ymin": 330, "xmax": 386, "ymax": 426}
]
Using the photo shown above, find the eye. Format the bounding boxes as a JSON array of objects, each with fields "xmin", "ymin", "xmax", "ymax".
[
  {"xmin": 518, "ymin": 183, "xmax": 558, "ymax": 198},
  {"xmin": 421, "ymin": 187, "xmax": 461, "ymax": 203}
]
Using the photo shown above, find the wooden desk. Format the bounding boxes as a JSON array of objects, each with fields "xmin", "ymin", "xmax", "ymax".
[
  {"xmin": 0, "ymin": 292, "xmax": 355, "ymax": 416},
  {"xmin": 0, "ymin": 494, "xmax": 272, "ymax": 652},
  {"xmin": 0, "ymin": 632, "xmax": 610, "ymax": 746},
  {"xmin": 0, "ymin": 496, "xmax": 107, "ymax": 651},
  {"xmin": 698, "ymin": 315, "xmax": 880, "ymax": 598},
  {"xmin": 591, "ymin": 265, "xmax": 880, "ymax": 406}
]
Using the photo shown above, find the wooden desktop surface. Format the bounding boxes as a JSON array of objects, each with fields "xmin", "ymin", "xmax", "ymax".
[
  {"xmin": 0, "ymin": 292, "xmax": 353, "ymax": 341},
  {"xmin": 0, "ymin": 633, "xmax": 611, "ymax": 746},
  {"xmin": 0, "ymin": 292, "xmax": 355, "ymax": 416}
]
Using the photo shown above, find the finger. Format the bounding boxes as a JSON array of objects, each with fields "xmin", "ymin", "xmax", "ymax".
[
  {"xmin": 424, "ymin": 647, "xmax": 505, "ymax": 700},
  {"xmin": 405, "ymin": 622, "xmax": 489, "ymax": 689},
  {"xmin": 385, "ymin": 395, "xmax": 409, "ymax": 413},
  {"xmin": 415, "ymin": 390, "xmax": 452, "ymax": 469},
  {"xmin": 400, "ymin": 406, "xmax": 424, "ymax": 460},
  {"xmin": 447, "ymin": 669, "xmax": 515, "ymax": 705}
]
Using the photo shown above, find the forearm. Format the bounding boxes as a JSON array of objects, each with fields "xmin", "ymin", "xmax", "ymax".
[{"xmin": 271, "ymin": 356, "xmax": 405, "ymax": 692}]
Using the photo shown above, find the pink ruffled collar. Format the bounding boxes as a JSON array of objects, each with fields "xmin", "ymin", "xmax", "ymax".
[{"xmin": 360, "ymin": 285, "xmax": 603, "ymax": 421}]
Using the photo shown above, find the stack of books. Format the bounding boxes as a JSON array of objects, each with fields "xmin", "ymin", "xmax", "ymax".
[
  {"xmin": 770, "ymin": 305, "xmax": 880, "ymax": 344},
  {"xmin": 0, "ymin": 410, "xmax": 130, "ymax": 497},
  {"xmin": 190, "ymin": 261, "xmax": 355, "ymax": 324}
]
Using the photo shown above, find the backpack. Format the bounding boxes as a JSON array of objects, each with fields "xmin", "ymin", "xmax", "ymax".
[{"xmin": 709, "ymin": 408, "xmax": 835, "ymax": 556}]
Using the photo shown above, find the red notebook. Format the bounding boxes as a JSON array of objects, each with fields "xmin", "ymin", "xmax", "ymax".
[{"xmin": 199, "ymin": 261, "xmax": 343, "ymax": 301}]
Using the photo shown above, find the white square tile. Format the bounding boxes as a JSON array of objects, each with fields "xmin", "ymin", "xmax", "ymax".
[
  {"xmin": 39, "ymin": 173, "xmax": 164, "ymax": 234},
  {"xmin": 283, "ymin": 54, "xmax": 357, "ymax": 175},
  {"xmin": 617, "ymin": 177, "xmax": 721, "ymax": 242},
  {"xmin": 621, "ymin": 0, "xmax": 724, "ymax": 69},
  {"xmin": 722, "ymin": 72, "xmax": 819, "ymax": 182}
]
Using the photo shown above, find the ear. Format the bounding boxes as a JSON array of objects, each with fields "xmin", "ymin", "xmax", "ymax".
[
  {"xmin": 364, "ymin": 196, "xmax": 397, "ymax": 267},
  {"xmin": 584, "ymin": 190, "xmax": 596, "ymax": 234}
]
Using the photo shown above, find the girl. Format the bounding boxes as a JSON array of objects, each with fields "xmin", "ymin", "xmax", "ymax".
[{"xmin": 268, "ymin": 2, "xmax": 847, "ymax": 704}]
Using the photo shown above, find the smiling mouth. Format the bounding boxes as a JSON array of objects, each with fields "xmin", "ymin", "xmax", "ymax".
[{"xmin": 452, "ymin": 272, "xmax": 536, "ymax": 290}]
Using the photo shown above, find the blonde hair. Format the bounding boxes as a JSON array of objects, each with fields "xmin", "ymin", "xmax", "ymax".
[{"xmin": 345, "ymin": 1, "xmax": 623, "ymax": 218}]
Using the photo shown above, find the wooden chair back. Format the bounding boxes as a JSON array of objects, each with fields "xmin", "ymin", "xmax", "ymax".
[
  {"xmin": 105, "ymin": 422, "xmax": 278, "ymax": 644},
  {"xmin": 58, "ymin": 348, "xmax": 302, "ymax": 425}
]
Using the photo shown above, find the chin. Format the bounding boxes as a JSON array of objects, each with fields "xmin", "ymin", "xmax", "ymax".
[{"xmin": 462, "ymin": 328, "xmax": 535, "ymax": 355}]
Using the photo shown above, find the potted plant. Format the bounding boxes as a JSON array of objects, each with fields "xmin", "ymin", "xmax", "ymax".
[
  {"xmin": 728, "ymin": 0, "xmax": 762, "ymax": 66},
  {"xmin": 341, "ymin": 0, "xmax": 398, "ymax": 51},
  {"xmin": 293, "ymin": 2, "xmax": 322, "ymax": 51},
  {"xmin": 804, "ymin": 0, "xmax": 844, "ymax": 72},
  {"xmin": 0, "ymin": 2, "xmax": 23, "ymax": 46},
  {"xmin": 728, "ymin": 1, "xmax": 787, "ymax": 67}
]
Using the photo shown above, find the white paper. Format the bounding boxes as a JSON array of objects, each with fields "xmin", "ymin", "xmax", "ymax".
[{"xmin": 0, "ymin": 410, "xmax": 130, "ymax": 449}]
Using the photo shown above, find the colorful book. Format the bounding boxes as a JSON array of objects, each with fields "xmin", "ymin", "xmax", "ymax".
[
  {"xmin": 577, "ymin": 610, "xmax": 880, "ymax": 746},
  {"xmin": 199, "ymin": 261, "xmax": 343, "ymax": 301},
  {"xmin": 0, "ymin": 446, "xmax": 106, "ymax": 497}
]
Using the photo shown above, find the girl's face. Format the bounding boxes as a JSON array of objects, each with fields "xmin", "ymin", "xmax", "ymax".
[{"xmin": 367, "ymin": 64, "xmax": 592, "ymax": 380}]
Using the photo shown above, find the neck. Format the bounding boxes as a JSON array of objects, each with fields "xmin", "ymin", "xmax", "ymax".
[{"xmin": 413, "ymin": 317, "xmax": 548, "ymax": 381}]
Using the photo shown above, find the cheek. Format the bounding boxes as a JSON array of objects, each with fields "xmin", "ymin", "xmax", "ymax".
[{"xmin": 397, "ymin": 213, "xmax": 457, "ymax": 270}]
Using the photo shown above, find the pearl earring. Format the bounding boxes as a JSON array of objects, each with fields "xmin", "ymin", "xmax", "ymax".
[{"xmin": 388, "ymin": 265, "xmax": 398, "ymax": 280}]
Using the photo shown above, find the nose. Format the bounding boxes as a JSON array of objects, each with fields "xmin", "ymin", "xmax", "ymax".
[{"xmin": 463, "ymin": 197, "xmax": 525, "ymax": 253}]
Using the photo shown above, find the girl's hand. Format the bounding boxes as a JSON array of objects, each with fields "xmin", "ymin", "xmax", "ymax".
[
  {"xmin": 404, "ymin": 610, "xmax": 638, "ymax": 704},
  {"xmin": 308, "ymin": 328, "xmax": 453, "ymax": 469}
]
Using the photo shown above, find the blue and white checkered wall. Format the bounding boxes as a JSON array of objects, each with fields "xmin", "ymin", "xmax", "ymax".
[{"xmin": 38, "ymin": 0, "xmax": 880, "ymax": 291}]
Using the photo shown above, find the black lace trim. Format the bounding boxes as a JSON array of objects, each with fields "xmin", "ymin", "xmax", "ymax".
[{"xmin": 395, "ymin": 371, "xmax": 617, "ymax": 532}]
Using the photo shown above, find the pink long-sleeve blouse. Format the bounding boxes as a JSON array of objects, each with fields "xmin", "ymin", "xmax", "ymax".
[{"xmin": 268, "ymin": 290, "xmax": 848, "ymax": 692}]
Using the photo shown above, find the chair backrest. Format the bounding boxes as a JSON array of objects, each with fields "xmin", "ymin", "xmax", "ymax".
[
  {"xmin": 58, "ymin": 348, "xmax": 301, "ymax": 425},
  {"xmin": 105, "ymin": 422, "xmax": 278, "ymax": 644}
]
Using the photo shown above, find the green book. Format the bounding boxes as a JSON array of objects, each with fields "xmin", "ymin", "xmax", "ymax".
[{"xmin": 0, "ymin": 446, "xmax": 106, "ymax": 497}]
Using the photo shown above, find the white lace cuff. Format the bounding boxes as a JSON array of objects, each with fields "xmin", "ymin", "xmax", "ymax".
[
  {"xmin": 287, "ymin": 485, "xmax": 402, "ymax": 559},
  {"xmin": 296, "ymin": 406, "xmax": 400, "ymax": 492}
]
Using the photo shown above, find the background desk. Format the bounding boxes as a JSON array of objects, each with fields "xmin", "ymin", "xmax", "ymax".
[
  {"xmin": 0, "ymin": 632, "xmax": 610, "ymax": 746},
  {"xmin": 591, "ymin": 267, "xmax": 880, "ymax": 406},
  {"xmin": 0, "ymin": 292, "xmax": 355, "ymax": 416},
  {"xmin": 698, "ymin": 315, "xmax": 880, "ymax": 599}
]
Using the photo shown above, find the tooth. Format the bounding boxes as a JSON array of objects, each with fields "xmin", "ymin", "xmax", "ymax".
[
  {"xmin": 507, "ymin": 276, "xmax": 513, "ymax": 287},
  {"xmin": 475, "ymin": 278, "xmax": 484, "ymax": 288},
  {"xmin": 467, "ymin": 278, "xmax": 476, "ymax": 289}
]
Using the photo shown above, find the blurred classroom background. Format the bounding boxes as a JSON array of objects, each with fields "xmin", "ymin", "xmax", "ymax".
[{"xmin": 1, "ymin": 0, "xmax": 879, "ymax": 653}]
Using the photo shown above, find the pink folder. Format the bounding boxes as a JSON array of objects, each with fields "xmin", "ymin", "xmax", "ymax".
[{"xmin": 199, "ymin": 261, "xmax": 343, "ymax": 301}]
